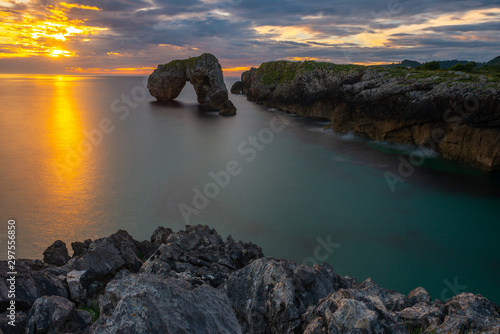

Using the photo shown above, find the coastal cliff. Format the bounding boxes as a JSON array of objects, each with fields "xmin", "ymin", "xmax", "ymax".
[
  {"xmin": 1, "ymin": 225, "xmax": 500, "ymax": 333},
  {"xmin": 235, "ymin": 61, "xmax": 500, "ymax": 170}
]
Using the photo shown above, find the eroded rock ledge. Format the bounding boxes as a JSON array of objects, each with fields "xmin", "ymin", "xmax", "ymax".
[
  {"xmin": 148, "ymin": 53, "xmax": 236, "ymax": 116},
  {"xmin": 234, "ymin": 61, "xmax": 500, "ymax": 170},
  {"xmin": 1, "ymin": 225, "xmax": 499, "ymax": 333}
]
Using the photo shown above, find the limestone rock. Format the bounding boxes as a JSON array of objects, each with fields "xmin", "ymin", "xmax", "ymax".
[
  {"xmin": 230, "ymin": 80, "xmax": 243, "ymax": 94},
  {"xmin": 91, "ymin": 272, "xmax": 242, "ymax": 334},
  {"xmin": 71, "ymin": 239, "xmax": 91, "ymax": 257},
  {"xmin": 60, "ymin": 230, "xmax": 146, "ymax": 301},
  {"xmin": 43, "ymin": 240, "xmax": 70, "ymax": 266},
  {"xmin": 0, "ymin": 260, "xmax": 69, "ymax": 312},
  {"xmin": 224, "ymin": 257, "xmax": 348, "ymax": 333},
  {"xmin": 142, "ymin": 224, "xmax": 263, "ymax": 287},
  {"xmin": 408, "ymin": 286, "xmax": 432, "ymax": 304},
  {"xmin": 240, "ymin": 61, "xmax": 500, "ymax": 170},
  {"xmin": 0, "ymin": 310, "xmax": 27, "ymax": 334},
  {"xmin": 24, "ymin": 296, "xmax": 92, "ymax": 334},
  {"xmin": 148, "ymin": 53, "xmax": 237, "ymax": 115}
]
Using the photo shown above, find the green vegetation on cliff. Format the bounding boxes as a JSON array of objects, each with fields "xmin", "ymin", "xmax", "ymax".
[
  {"xmin": 255, "ymin": 58, "xmax": 500, "ymax": 88},
  {"xmin": 258, "ymin": 60, "xmax": 363, "ymax": 85}
]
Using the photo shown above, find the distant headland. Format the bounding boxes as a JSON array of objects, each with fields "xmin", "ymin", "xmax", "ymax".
[{"xmin": 231, "ymin": 56, "xmax": 500, "ymax": 170}]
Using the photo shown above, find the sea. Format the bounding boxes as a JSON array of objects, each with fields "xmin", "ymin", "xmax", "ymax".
[{"xmin": 0, "ymin": 74, "xmax": 499, "ymax": 303}]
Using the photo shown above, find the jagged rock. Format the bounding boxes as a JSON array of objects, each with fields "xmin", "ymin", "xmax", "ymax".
[
  {"xmin": 24, "ymin": 296, "xmax": 91, "ymax": 334},
  {"xmin": 148, "ymin": 53, "xmax": 237, "ymax": 116},
  {"xmin": 302, "ymin": 281, "xmax": 410, "ymax": 333},
  {"xmin": 230, "ymin": 81, "xmax": 243, "ymax": 94},
  {"xmin": 240, "ymin": 61, "xmax": 500, "ymax": 170},
  {"xmin": 142, "ymin": 224, "xmax": 263, "ymax": 287},
  {"xmin": 2, "ymin": 226, "xmax": 500, "ymax": 334},
  {"xmin": 0, "ymin": 310, "xmax": 27, "ymax": 334},
  {"xmin": 43, "ymin": 240, "xmax": 70, "ymax": 266},
  {"xmin": 219, "ymin": 99, "xmax": 237, "ymax": 115},
  {"xmin": 150, "ymin": 226, "xmax": 173, "ymax": 244},
  {"xmin": 408, "ymin": 286, "xmax": 432, "ymax": 304},
  {"xmin": 0, "ymin": 260, "xmax": 69, "ymax": 312},
  {"xmin": 434, "ymin": 293, "xmax": 500, "ymax": 333},
  {"xmin": 224, "ymin": 257, "xmax": 348, "ymax": 333},
  {"xmin": 60, "ymin": 230, "xmax": 147, "ymax": 302},
  {"xmin": 71, "ymin": 239, "xmax": 91, "ymax": 257},
  {"xmin": 91, "ymin": 271, "xmax": 242, "ymax": 334},
  {"xmin": 357, "ymin": 278, "xmax": 411, "ymax": 312},
  {"xmin": 66, "ymin": 270, "xmax": 87, "ymax": 303},
  {"xmin": 397, "ymin": 302, "xmax": 445, "ymax": 331}
]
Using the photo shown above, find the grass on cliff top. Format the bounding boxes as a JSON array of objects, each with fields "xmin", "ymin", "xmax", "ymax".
[
  {"xmin": 381, "ymin": 64, "xmax": 500, "ymax": 83},
  {"xmin": 159, "ymin": 53, "xmax": 215, "ymax": 72},
  {"xmin": 256, "ymin": 59, "xmax": 500, "ymax": 87},
  {"xmin": 258, "ymin": 60, "xmax": 363, "ymax": 85}
]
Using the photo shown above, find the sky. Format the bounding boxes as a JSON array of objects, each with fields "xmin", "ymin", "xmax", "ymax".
[{"xmin": 0, "ymin": 0, "xmax": 499, "ymax": 76}]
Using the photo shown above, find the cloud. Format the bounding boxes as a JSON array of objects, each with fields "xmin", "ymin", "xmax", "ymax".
[{"xmin": 0, "ymin": 0, "xmax": 499, "ymax": 74}]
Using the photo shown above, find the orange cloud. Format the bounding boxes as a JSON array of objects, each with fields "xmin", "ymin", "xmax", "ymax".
[
  {"xmin": 65, "ymin": 67, "xmax": 155, "ymax": 75},
  {"xmin": 0, "ymin": 1, "xmax": 105, "ymax": 58},
  {"xmin": 59, "ymin": 2, "xmax": 100, "ymax": 11}
]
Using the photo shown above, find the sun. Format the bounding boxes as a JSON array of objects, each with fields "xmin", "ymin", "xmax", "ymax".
[{"xmin": 49, "ymin": 49, "xmax": 74, "ymax": 57}]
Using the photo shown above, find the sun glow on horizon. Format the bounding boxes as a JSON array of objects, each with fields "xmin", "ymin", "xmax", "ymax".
[{"xmin": 0, "ymin": 1, "xmax": 105, "ymax": 58}]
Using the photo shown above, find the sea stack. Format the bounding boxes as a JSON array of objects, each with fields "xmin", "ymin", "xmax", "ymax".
[{"xmin": 148, "ymin": 53, "xmax": 236, "ymax": 116}]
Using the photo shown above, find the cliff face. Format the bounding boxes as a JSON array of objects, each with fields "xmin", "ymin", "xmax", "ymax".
[
  {"xmin": 239, "ymin": 61, "xmax": 500, "ymax": 170},
  {"xmin": 148, "ymin": 53, "xmax": 236, "ymax": 116}
]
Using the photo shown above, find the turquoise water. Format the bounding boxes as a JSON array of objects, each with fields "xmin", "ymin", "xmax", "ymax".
[{"xmin": 0, "ymin": 75, "xmax": 499, "ymax": 303}]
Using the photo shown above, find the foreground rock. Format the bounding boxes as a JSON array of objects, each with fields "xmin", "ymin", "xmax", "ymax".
[
  {"xmin": 1, "ymin": 225, "xmax": 499, "ymax": 333},
  {"xmin": 148, "ymin": 53, "xmax": 237, "ymax": 115},
  {"xmin": 91, "ymin": 271, "xmax": 241, "ymax": 333},
  {"xmin": 239, "ymin": 61, "xmax": 500, "ymax": 170}
]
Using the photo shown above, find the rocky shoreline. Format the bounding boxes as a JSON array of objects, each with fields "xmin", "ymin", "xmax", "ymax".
[
  {"xmin": 232, "ymin": 61, "xmax": 500, "ymax": 170},
  {"xmin": 1, "ymin": 225, "xmax": 499, "ymax": 333}
]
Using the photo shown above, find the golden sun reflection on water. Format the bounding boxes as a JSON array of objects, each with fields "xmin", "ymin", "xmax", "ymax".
[{"xmin": 42, "ymin": 75, "xmax": 97, "ymax": 237}]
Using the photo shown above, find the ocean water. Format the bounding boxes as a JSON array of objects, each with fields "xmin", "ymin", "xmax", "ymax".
[{"xmin": 1, "ymin": 74, "xmax": 499, "ymax": 303}]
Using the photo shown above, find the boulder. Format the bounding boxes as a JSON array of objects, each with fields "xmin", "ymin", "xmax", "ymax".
[
  {"xmin": 71, "ymin": 239, "xmax": 91, "ymax": 257},
  {"xmin": 302, "ymin": 283, "xmax": 409, "ymax": 333},
  {"xmin": 148, "ymin": 53, "xmax": 237, "ymax": 115},
  {"xmin": 0, "ymin": 310, "xmax": 27, "ymax": 334},
  {"xmin": 91, "ymin": 271, "xmax": 242, "ymax": 334},
  {"xmin": 43, "ymin": 240, "xmax": 70, "ymax": 266},
  {"xmin": 24, "ymin": 296, "xmax": 91, "ymax": 334},
  {"xmin": 60, "ymin": 230, "xmax": 146, "ymax": 302},
  {"xmin": 224, "ymin": 257, "xmax": 348, "ymax": 333},
  {"xmin": 230, "ymin": 81, "xmax": 243, "ymax": 94},
  {"xmin": 0, "ymin": 260, "xmax": 69, "ymax": 312},
  {"xmin": 408, "ymin": 286, "xmax": 432, "ymax": 304},
  {"xmin": 434, "ymin": 293, "xmax": 500, "ymax": 333}
]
